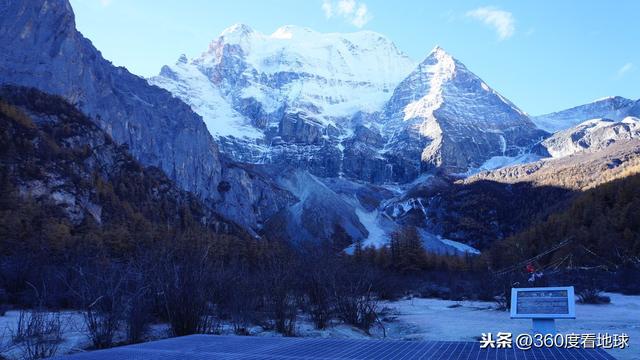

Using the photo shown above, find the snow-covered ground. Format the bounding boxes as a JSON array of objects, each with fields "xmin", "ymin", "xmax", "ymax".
[
  {"xmin": 0, "ymin": 310, "xmax": 89, "ymax": 358},
  {"xmin": 379, "ymin": 293, "xmax": 638, "ymax": 360},
  {"xmin": 249, "ymin": 293, "xmax": 638, "ymax": 360},
  {"xmin": 0, "ymin": 293, "xmax": 636, "ymax": 359}
]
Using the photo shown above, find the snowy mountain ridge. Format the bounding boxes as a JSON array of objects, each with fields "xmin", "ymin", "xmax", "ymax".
[
  {"xmin": 151, "ymin": 31, "xmax": 551, "ymax": 181},
  {"xmin": 539, "ymin": 116, "xmax": 640, "ymax": 158},
  {"xmin": 150, "ymin": 58, "xmax": 262, "ymax": 140},
  {"xmin": 153, "ymin": 23, "xmax": 416, "ymax": 133},
  {"xmin": 202, "ymin": 24, "xmax": 414, "ymax": 86},
  {"xmin": 532, "ymin": 96, "xmax": 637, "ymax": 132}
]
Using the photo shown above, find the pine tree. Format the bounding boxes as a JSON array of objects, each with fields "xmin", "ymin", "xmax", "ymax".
[{"xmin": 390, "ymin": 226, "xmax": 427, "ymax": 273}]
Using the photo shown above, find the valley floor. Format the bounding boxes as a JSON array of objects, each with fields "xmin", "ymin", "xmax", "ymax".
[
  {"xmin": 0, "ymin": 293, "xmax": 636, "ymax": 359},
  {"xmin": 377, "ymin": 293, "xmax": 638, "ymax": 360}
]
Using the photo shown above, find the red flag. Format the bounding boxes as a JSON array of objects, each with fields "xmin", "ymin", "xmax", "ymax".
[{"xmin": 526, "ymin": 263, "xmax": 535, "ymax": 273}]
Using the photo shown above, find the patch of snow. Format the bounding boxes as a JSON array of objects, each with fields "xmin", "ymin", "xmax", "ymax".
[
  {"xmin": 401, "ymin": 47, "xmax": 455, "ymax": 123},
  {"xmin": 440, "ymin": 239, "xmax": 480, "ymax": 255},
  {"xmin": 0, "ymin": 311, "xmax": 89, "ymax": 358},
  {"xmin": 354, "ymin": 208, "xmax": 388, "ymax": 248},
  {"xmin": 417, "ymin": 230, "xmax": 479, "ymax": 256},
  {"xmin": 460, "ymin": 153, "xmax": 542, "ymax": 177},
  {"xmin": 382, "ymin": 293, "xmax": 639, "ymax": 360},
  {"xmin": 148, "ymin": 62, "xmax": 262, "ymax": 139},
  {"xmin": 593, "ymin": 96, "xmax": 617, "ymax": 102}
]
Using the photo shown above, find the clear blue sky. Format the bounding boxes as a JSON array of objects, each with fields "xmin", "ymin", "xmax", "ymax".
[{"xmin": 69, "ymin": 0, "xmax": 639, "ymax": 115}]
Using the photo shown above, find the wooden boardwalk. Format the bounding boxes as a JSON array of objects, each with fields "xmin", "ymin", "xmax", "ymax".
[{"xmin": 58, "ymin": 334, "xmax": 617, "ymax": 359}]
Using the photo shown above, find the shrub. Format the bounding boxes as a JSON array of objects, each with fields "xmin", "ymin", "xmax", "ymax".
[
  {"xmin": 577, "ymin": 288, "xmax": 611, "ymax": 304},
  {"xmin": 10, "ymin": 309, "xmax": 63, "ymax": 360},
  {"xmin": 333, "ymin": 266, "xmax": 381, "ymax": 334}
]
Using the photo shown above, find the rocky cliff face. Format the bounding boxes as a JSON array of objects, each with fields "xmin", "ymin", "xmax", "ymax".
[
  {"xmin": 0, "ymin": 0, "xmax": 222, "ymax": 199},
  {"xmin": 0, "ymin": 0, "xmax": 297, "ymax": 233},
  {"xmin": 0, "ymin": 85, "xmax": 235, "ymax": 233}
]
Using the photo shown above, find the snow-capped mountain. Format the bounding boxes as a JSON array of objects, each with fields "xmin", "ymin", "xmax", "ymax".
[
  {"xmin": 532, "ymin": 96, "xmax": 638, "ymax": 132},
  {"xmin": 199, "ymin": 24, "xmax": 414, "ymax": 125},
  {"xmin": 379, "ymin": 46, "xmax": 546, "ymax": 174},
  {"xmin": 153, "ymin": 36, "xmax": 548, "ymax": 181},
  {"xmin": 149, "ymin": 24, "xmax": 423, "ymax": 181},
  {"xmin": 4, "ymin": 0, "xmax": 640, "ymax": 251},
  {"xmin": 539, "ymin": 116, "xmax": 640, "ymax": 158},
  {"xmin": 150, "ymin": 24, "xmax": 415, "ymax": 142}
]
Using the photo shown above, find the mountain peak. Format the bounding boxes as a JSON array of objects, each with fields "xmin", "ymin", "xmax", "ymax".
[
  {"xmin": 415, "ymin": 45, "xmax": 458, "ymax": 80},
  {"xmin": 426, "ymin": 45, "xmax": 454, "ymax": 59},
  {"xmin": 2, "ymin": 0, "xmax": 77, "ymax": 42},
  {"xmin": 429, "ymin": 45, "xmax": 446, "ymax": 54},
  {"xmin": 382, "ymin": 44, "xmax": 539, "ymax": 173},
  {"xmin": 271, "ymin": 25, "xmax": 316, "ymax": 39},
  {"xmin": 591, "ymin": 95, "xmax": 632, "ymax": 104},
  {"xmin": 219, "ymin": 23, "xmax": 254, "ymax": 40},
  {"xmin": 196, "ymin": 23, "xmax": 414, "ymax": 84}
]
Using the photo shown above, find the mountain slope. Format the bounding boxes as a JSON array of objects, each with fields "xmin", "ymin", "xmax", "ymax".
[
  {"xmin": 0, "ymin": 0, "xmax": 222, "ymax": 199},
  {"xmin": 532, "ymin": 96, "xmax": 637, "ymax": 132},
  {"xmin": 150, "ymin": 57, "xmax": 262, "ymax": 141},
  {"xmin": 150, "ymin": 24, "xmax": 416, "ymax": 176},
  {"xmin": 539, "ymin": 117, "xmax": 640, "ymax": 158},
  {"xmin": 494, "ymin": 173, "xmax": 640, "ymax": 271},
  {"xmin": 0, "ymin": 86, "xmax": 241, "ymax": 255},
  {"xmin": 0, "ymin": 0, "xmax": 297, "ymax": 232},
  {"xmin": 153, "ymin": 24, "xmax": 415, "ymax": 133},
  {"xmin": 263, "ymin": 171, "xmax": 369, "ymax": 246},
  {"xmin": 466, "ymin": 139, "xmax": 640, "ymax": 191},
  {"xmin": 379, "ymin": 47, "xmax": 546, "ymax": 175}
]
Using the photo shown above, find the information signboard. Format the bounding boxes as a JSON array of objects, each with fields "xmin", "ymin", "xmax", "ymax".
[{"xmin": 510, "ymin": 286, "xmax": 575, "ymax": 319}]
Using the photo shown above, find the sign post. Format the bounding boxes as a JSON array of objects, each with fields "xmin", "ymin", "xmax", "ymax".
[{"xmin": 510, "ymin": 286, "xmax": 575, "ymax": 334}]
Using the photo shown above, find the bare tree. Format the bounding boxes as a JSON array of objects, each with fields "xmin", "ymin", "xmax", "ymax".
[
  {"xmin": 258, "ymin": 250, "xmax": 300, "ymax": 336},
  {"xmin": 214, "ymin": 266, "xmax": 258, "ymax": 335},
  {"xmin": 300, "ymin": 249, "xmax": 336, "ymax": 330},
  {"xmin": 10, "ymin": 309, "xmax": 63, "ymax": 360},
  {"xmin": 123, "ymin": 266, "xmax": 152, "ymax": 344},
  {"xmin": 65, "ymin": 262, "xmax": 129, "ymax": 349},
  {"xmin": 333, "ymin": 264, "xmax": 380, "ymax": 334},
  {"xmin": 156, "ymin": 244, "xmax": 217, "ymax": 336},
  {"xmin": 5, "ymin": 281, "xmax": 65, "ymax": 359}
]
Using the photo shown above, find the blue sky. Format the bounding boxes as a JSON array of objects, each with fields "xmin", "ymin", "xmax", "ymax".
[{"xmin": 69, "ymin": 0, "xmax": 639, "ymax": 115}]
